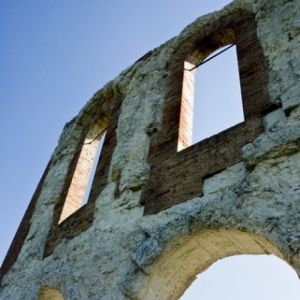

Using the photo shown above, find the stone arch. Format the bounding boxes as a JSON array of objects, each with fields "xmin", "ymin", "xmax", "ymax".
[
  {"xmin": 37, "ymin": 286, "xmax": 64, "ymax": 300},
  {"xmin": 138, "ymin": 228, "xmax": 293, "ymax": 300}
]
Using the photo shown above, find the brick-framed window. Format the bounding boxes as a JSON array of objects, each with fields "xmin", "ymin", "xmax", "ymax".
[
  {"xmin": 1, "ymin": 87, "xmax": 123, "ymax": 274},
  {"xmin": 141, "ymin": 11, "xmax": 274, "ymax": 214},
  {"xmin": 44, "ymin": 93, "xmax": 123, "ymax": 256},
  {"xmin": 58, "ymin": 125, "xmax": 107, "ymax": 223},
  {"xmin": 178, "ymin": 44, "xmax": 244, "ymax": 150}
]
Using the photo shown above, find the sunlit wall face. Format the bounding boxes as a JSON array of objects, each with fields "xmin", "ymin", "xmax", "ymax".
[{"xmin": 181, "ymin": 255, "xmax": 300, "ymax": 300}]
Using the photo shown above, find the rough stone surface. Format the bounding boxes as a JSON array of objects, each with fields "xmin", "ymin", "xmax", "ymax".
[{"xmin": 1, "ymin": 0, "xmax": 300, "ymax": 299}]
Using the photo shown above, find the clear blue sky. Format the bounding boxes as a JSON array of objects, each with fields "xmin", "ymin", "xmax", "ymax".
[{"xmin": 1, "ymin": 1, "xmax": 299, "ymax": 298}]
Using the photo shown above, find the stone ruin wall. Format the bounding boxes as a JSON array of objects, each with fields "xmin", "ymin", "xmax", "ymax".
[{"xmin": 1, "ymin": 0, "xmax": 300, "ymax": 299}]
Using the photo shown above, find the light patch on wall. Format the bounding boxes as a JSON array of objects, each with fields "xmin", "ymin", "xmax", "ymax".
[{"xmin": 38, "ymin": 286, "xmax": 64, "ymax": 300}]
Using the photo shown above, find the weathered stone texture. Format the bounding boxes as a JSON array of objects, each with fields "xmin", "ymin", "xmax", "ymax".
[{"xmin": 1, "ymin": 0, "xmax": 300, "ymax": 299}]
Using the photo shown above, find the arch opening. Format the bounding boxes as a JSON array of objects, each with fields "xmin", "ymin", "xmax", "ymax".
[
  {"xmin": 181, "ymin": 254, "xmax": 300, "ymax": 300},
  {"xmin": 139, "ymin": 229, "xmax": 295, "ymax": 300}
]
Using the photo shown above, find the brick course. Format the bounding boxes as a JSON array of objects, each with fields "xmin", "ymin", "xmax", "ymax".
[{"xmin": 141, "ymin": 12, "xmax": 275, "ymax": 214}]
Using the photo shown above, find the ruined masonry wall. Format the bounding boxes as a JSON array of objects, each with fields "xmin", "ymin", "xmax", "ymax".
[{"xmin": 1, "ymin": 0, "xmax": 300, "ymax": 299}]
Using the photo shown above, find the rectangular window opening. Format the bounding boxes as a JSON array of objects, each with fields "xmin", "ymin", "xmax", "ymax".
[
  {"xmin": 178, "ymin": 45, "xmax": 245, "ymax": 151},
  {"xmin": 58, "ymin": 127, "xmax": 106, "ymax": 223}
]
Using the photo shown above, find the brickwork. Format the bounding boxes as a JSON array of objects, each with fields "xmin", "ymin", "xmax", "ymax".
[{"xmin": 141, "ymin": 11, "xmax": 275, "ymax": 214}]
